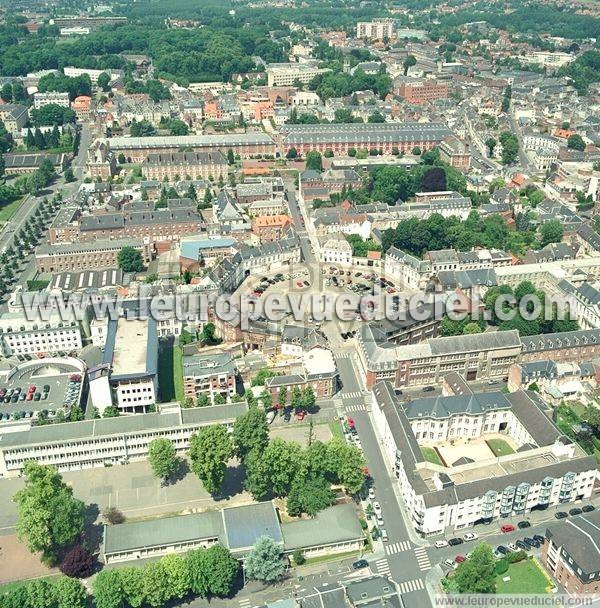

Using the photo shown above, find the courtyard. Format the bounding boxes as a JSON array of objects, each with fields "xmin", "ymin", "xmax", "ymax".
[{"xmin": 421, "ymin": 434, "xmax": 518, "ymax": 467}]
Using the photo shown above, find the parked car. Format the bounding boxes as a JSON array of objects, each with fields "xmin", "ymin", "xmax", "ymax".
[
  {"xmin": 352, "ymin": 559, "xmax": 369, "ymax": 570},
  {"xmin": 380, "ymin": 529, "xmax": 388, "ymax": 542},
  {"xmin": 455, "ymin": 555, "xmax": 466, "ymax": 564},
  {"xmin": 266, "ymin": 410, "xmax": 276, "ymax": 424},
  {"xmin": 533, "ymin": 535, "xmax": 545, "ymax": 544},
  {"xmin": 507, "ymin": 543, "xmax": 518, "ymax": 551},
  {"xmin": 368, "ymin": 488, "xmax": 375, "ymax": 500},
  {"xmin": 582, "ymin": 505, "xmax": 595, "ymax": 513},
  {"xmin": 422, "ymin": 386, "xmax": 435, "ymax": 392},
  {"xmin": 495, "ymin": 546, "xmax": 509, "ymax": 555},
  {"xmin": 463, "ymin": 533, "xmax": 478, "ymax": 542},
  {"xmin": 435, "ymin": 540, "xmax": 449, "ymax": 549},
  {"xmin": 376, "ymin": 515, "xmax": 384, "ymax": 527},
  {"xmin": 442, "ymin": 559, "xmax": 455, "ymax": 569},
  {"xmin": 569, "ymin": 508, "xmax": 583, "ymax": 516},
  {"xmin": 515, "ymin": 540, "xmax": 529, "ymax": 551},
  {"xmin": 517, "ymin": 521, "xmax": 531, "ymax": 529},
  {"xmin": 523, "ymin": 538, "xmax": 535, "ymax": 548},
  {"xmin": 555, "ymin": 512, "xmax": 568, "ymax": 519},
  {"xmin": 448, "ymin": 538, "xmax": 464, "ymax": 546},
  {"xmin": 501, "ymin": 524, "xmax": 515, "ymax": 533}
]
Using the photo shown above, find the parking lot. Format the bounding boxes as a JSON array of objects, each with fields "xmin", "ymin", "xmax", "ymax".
[{"xmin": 0, "ymin": 362, "xmax": 83, "ymax": 423}]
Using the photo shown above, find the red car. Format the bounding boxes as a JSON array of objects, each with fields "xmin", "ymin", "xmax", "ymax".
[
  {"xmin": 296, "ymin": 410, "xmax": 306, "ymax": 421},
  {"xmin": 455, "ymin": 555, "xmax": 466, "ymax": 564},
  {"xmin": 27, "ymin": 385, "xmax": 36, "ymax": 394},
  {"xmin": 347, "ymin": 416, "xmax": 355, "ymax": 429},
  {"xmin": 501, "ymin": 524, "xmax": 515, "ymax": 533}
]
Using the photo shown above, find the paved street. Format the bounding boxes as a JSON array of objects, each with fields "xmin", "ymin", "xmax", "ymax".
[{"xmin": 334, "ymin": 351, "xmax": 433, "ymax": 608}]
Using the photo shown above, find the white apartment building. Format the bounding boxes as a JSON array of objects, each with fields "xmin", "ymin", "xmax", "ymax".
[
  {"xmin": 0, "ymin": 403, "xmax": 247, "ymax": 477},
  {"xmin": 33, "ymin": 91, "xmax": 71, "ymax": 109},
  {"xmin": 356, "ymin": 19, "xmax": 394, "ymax": 40},
  {"xmin": 371, "ymin": 382, "xmax": 597, "ymax": 536},
  {"xmin": 266, "ymin": 63, "xmax": 328, "ymax": 87},
  {"xmin": 63, "ymin": 66, "xmax": 122, "ymax": 83},
  {"xmin": 0, "ymin": 311, "xmax": 83, "ymax": 357},
  {"xmin": 319, "ymin": 234, "xmax": 353, "ymax": 266}
]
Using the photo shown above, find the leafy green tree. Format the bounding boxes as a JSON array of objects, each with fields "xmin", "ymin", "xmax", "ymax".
[
  {"xmin": 168, "ymin": 119, "xmax": 189, "ymax": 136},
  {"xmin": 33, "ymin": 128, "xmax": 46, "ymax": 151},
  {"xmin": 286, "ymin": 147, "xmax": 298, "ymax": 159},
  {"xmin": 97, "ymin": 72, "xmax": 111, "ymax": 92},
  {"xmin": 143, "ymin": 560, "xmax": 171, "ymax": 607},
  {"xmin": 463, "ymin": 322, "xmax": 483, "ymax": 334},
  {"xmin": 25, "ymin": 579, "xmax": 56, "ymax": 608},
  {"xmin": 227, "ymin": 148, "xmax": 235, "ymax": 165},
  {"xmin": 305, "ymin": 151, "xmax": 323, "ymax": 172},
  {"xmin": 31, "ymin": 105, "xmax": 77, "ymax": 127},
  {"xmin": 567, "ymin": 134, "xmax": 585, "ymax": 151},
  {"xmin": 368, "ymin": 110, "xmax": 385, "ymax": 123},
  {"xmin": 454, "ymin": 543, "xmax": 496, "ymax": 593},
  {"xmin": 204, "ymin": 544, "xmax": 239, "ymax": 596},
  {"xmin": 148, "ymin": 438, "xmax": 179, "ymax": 482},
  {"xmin": 245, "ymin": 536, "xmax": 285, "ymax": 582},
  {"xmin": 93, "ymin": 569, "xmax": 125, "ymax": 608},
  {"xmin": 117, "ymin": 246, "xmax": 144, "ymax": 272},
  {"xmin": 199, "ymin": 322, "xmax": 221, "ymax": 346},
  {"xmin": 325, "ymin": 438, "xmax": 365, "ymax": 494},
  {"xmin": 13, "ymin": 462, "xmax": 85, "ymax": 559},
  {"xmin": 120, "ymin": 567, "xmax": 146, "ymax": 608},
  {"xmin": 63, "ymin": 167, "xmax": 75, "ymax": 182},
  {"xmin": 499, "ymin": 132, "xmax": 519, "ymax": 165},
  {"xmin": 540, "ymin": 219, "xmax": 564, "ymax": 247},
  {"xmin": 189, "ymin": 425, "xmax": 233, "ymax": 494},
  {"xmin": 233, "ymin": 407, "xmax": 269, "ymax": 459},
  {"xmin": 301, "ymin": 386, "xmax": 316, "ymax": 410},
  {"xmin": 278, "ymin": 386, "xmax": 288, "ymax": 408},
  {"xmin": 485, "ymin": 137, "xmax": 497, "ymax": 157},
  {"xmin": 246, "ymin": 438, "xmax": 303, "ymax": 499},
  {"xmin": 1, "ymin": 82, "xmax": 13, "ymax": 102},
  {"xmin": 53, "ymin": 576, "xmax": 87, "ymax": 608},
  {"xmin": 403, "ymin": 54, "xmax": 417, "ymax": 75},
  {"xmin": 287, "ymin": 474, "xmax": 335, "ymax": 516}
]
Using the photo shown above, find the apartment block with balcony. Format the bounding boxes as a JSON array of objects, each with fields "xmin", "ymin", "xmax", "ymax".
[{"xmin": 182, "ymin": 352, "xmax": 237, "ymax": 404}]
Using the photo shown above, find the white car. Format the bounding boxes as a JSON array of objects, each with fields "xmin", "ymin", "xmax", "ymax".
[
  {"xmin": 435, "ymin": 540, "xmax": 449, "ymax": 549},
  {"xmin": 380, "ymin": 529, "xmax": 389, "ymax": 542},
  {"xmin": 463, "ymin": 532, "xmax": 479, "ymax": 542},
  {"xmin": 368, "ymin": 488, "xmax": 375, "ymax": 499},
  {"xmin": 507, "ymin": 543, "xmax": 518, "ymax": 552},
  {"xmin": 376, "ymin": 515, "xmax": 384, "ymax": 527},
  {"xmin": 372, "ymin": 502, "xmax": 382, "ymax": 515}
]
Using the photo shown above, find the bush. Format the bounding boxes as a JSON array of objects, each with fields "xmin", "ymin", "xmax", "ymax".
[
  {"xmin": 359, "ymin": 518, "xmax": 368, "ymax": 530},
  {"xmin": 293, "ymin": 549, "xmax": 305, "ymax": 565},
  {"xmin": 507, "ymin": 550, "xmax": 527, "ymax": 563},
  {"xmin": 60, "ymin": 544, "xmax": 97, "ymax": 578},
  {"xmin": 494, "ymin": 558, "xmax": 509, "ymax": 575}
]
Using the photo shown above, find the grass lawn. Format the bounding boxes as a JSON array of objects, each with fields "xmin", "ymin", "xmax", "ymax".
[
  {"xmin": 486, "ymin": 438, "xmax": 515, "ymax": 457},
  {"xmin": 496, "ymin": 559, "xmax": 551, "ymax": 594},
  {"xmin": 421, "ymin": 446, "xmax": 443, "ymax": 466},
  {"xmin": 0, "ymin": 197, "xmax": 25, "ymax": 223},
  {"xmin": 329, "ymin": 419, "xmax": 344, "ymax": 440},
  {"xmin": 301, "ymin": 549, "xmax": 362, "ymax": 567},
  {"xmin": 0, "ymin": 575, "xmax": 59, "ymax": 595},
  {"xmin": 157, "ymin": 342, "xmax": 184, "ymax": 403}
]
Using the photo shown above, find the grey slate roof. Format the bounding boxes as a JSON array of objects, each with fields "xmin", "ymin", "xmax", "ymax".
[
  {"xmin": 222, "ymin": 501, "xmax": 283, "ymax": 551},
  {"xmin": 545, "ymin": 511, "xmax": 600, "ymax": 577}
]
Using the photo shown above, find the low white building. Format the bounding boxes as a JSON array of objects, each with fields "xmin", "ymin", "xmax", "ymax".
[
  {"xmin": 33, "ymin": 91, "xmax": 71, "ymax": 109},
  {"xmin": 0, "ymin": 402, "xmax": 248, "ymax": 477}
]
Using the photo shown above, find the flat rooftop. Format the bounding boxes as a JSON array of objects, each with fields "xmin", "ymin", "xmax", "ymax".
[{"xmin": 112, "ymin": 319, "xmax": 148, "ymax": 376}]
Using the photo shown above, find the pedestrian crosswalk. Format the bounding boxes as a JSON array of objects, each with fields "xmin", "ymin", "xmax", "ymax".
[
  {"xmin": 345, "ymin": 401, "xmax": 367, "ymax": 411},
  {"xmin": 414, "ymin": 547, "xmax": 431, "ymax": 571},
  {"xmin": 336, "ymin": 353, "xmax": 351, "ymax": 359},
  {"xmin": 239, "ymin": 599, "xmax": 251, "ymax": 608},
  {"xmin": 374, "ymin": 558, "xmax": 391, "ymax": 576},
  {"xmin": 343, "ymin": 391, "xmax": 363, "ymax": 399},
  {"xmin": 398, "ymin": 578, "xmax": 425, "ymax": 594},
  {"xmin": 384, "ymin": 540, "xmax": 412, "ymax": 556}
]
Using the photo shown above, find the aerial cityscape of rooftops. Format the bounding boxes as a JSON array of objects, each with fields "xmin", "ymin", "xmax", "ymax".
[{"xmin": 0, "ymin": 0, "xmax": 599, "ymax": 607}]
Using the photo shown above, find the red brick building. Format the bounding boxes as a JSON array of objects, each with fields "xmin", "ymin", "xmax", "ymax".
[{"xmin": 396, "ymin": 79, "xmax": 448, "ymax": 104}]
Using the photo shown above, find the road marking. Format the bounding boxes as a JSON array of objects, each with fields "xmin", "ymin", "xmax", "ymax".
[
  {"xmin": 374, "ymin": 558, "xmax": 391, "ymax": 576},
  {"xmin": 384, "ymin": 540, "xmax": 412, "ymax": 555},
  {"xmin": 398, "ymin": 578, "xmax": 425, "ymax": 594},
  {"xmin": 345, "ymin": 402, "xmax": 367, "ymax": 411},
  {"xmin": 239, "ymin": 599, "xmax": 251, "ymax": 608},
  {"xmin": 336, "ymin": 353, "xmax": 350, "ymax": 359},
  {"xmin": 414, "ymin": 547, "xmax": 431, "ymax": 571}
]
